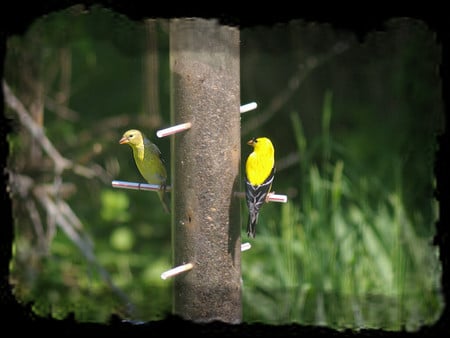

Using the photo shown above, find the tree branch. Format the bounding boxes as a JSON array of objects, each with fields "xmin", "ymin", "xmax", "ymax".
[
  {"xmin": 241, "ymin": 41, "xmax": 350, "ymax": 136},
  {"xmin": 3, "ymin": 81, "xmax": 98, "ymax": 179}
]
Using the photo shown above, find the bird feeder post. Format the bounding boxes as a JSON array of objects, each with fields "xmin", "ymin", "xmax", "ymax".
[{"xmin": 169, "ymin": 18, "xmax": 241, "ymax": 323}]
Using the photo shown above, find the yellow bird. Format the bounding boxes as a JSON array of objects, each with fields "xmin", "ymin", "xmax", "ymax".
[
  {"xmin": 245, "ymin": 137, "xmax": 275, "ymax": 238},
  {"xmin": 119, "ymin": 129, "xmax": 170, "ymax": 214}
]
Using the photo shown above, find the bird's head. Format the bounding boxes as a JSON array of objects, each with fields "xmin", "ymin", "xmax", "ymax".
[
  {"xmin": 247, "ymin": 137, "xmax": 274, "ymax": 152},
  {"xmin": 119, "ymin": 129, "xmax": 144, "ymax": 147}
]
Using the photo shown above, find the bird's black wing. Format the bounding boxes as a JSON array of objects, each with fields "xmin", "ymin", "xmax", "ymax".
[{"xmin": 245, "ymin": 167, "xmax": 275, "ymax": 237}]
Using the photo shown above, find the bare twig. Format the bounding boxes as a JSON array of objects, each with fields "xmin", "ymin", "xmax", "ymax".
[
  {"xmin": 241, "ymin": 41, "xmax": 350, "ymax": 136},
  {"xmin": 25, "ymin": 195, "xmax": 48, "ymax": 253},
  {"xmin": 276, "ymin": 151, "xmax": 301, "ymax": 172},
  {"xmin": 4, "ymin": 82, "xmax": 133, "ymax": 314},
  {"xmin": 33, "ymin": 183, "xmax": 133, "ymax": 312},
  {"xmin": 4, "ymin": 81, "xmax": 71, "ymax": 173},
  {"xmin": 45, "ymin": 95, "xmax": 79, "ymax": 121},
  {"xmin": 3, "ymin": 81, "xmax": 98, "ymax": 179}
]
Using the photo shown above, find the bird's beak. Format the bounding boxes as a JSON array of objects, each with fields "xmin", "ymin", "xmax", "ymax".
[
  {"xmin": 119, "ymin": 136, "xmax": 129, "ymax": 144},
  {"xmin": 247, "ymin": 139, "xmax": 255, "ymax": 146}
]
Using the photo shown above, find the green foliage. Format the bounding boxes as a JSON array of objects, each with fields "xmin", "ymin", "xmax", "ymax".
[
  {"xmin": 101, "ymin": 190, "xmax": 131, "ymax": 223},
  {"xmin": 110, "ymin": 227, "xmax": 134, "ymax": 251},
  {"xmin": 241, "ymin": 92, "xmax": 443, "ymax": 330}
]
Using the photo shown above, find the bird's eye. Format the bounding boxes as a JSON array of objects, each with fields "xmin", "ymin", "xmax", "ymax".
[{"xmin": 252, "ymin": 137, "xmax": 257, "ymax": 143}]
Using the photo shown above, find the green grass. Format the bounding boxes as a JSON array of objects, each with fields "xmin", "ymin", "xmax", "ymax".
[{"xmin": 241, "ymin": 91, "xmax": 443, "ymax": 331}]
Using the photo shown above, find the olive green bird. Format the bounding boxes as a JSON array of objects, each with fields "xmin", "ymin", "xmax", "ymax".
[{"xmin": 119, "ymin": 129, "xmax": 170, "ymax": 214}]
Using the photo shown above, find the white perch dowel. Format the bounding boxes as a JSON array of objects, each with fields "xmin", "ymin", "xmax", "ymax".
[
  {"xmin": 112, "ymin": 180, "xmax": 172, "ymax": 192},
  {"xmin": 240, "ymin": 102, "xmax": 257, "ymax": 113},
  {"xmin": 267, "ymin": 193, "xmax": 288, "ymax": 203},
  {"xmin": 241, "ymin": 242, "xmax": 251, "ymax": 251},
  {"xmin": 156, "ymin": 122, "xmax": 192, "ymax": 138},
  {"xmin": 161, "ymin": 263, "xmax": 194, "ymax": 280},
  {"xmin": 234, "ymin": 191, "xmax": 288, "ymax": 203}
]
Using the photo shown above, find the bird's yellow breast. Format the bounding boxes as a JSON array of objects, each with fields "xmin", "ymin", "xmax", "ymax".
[
  {"xmin": 246, "ymin": 154, "xmax": 274, "ymax": 185},
  {"xmin": 245, "ymin": 137, "xmax": 275, "ymax": 186}
]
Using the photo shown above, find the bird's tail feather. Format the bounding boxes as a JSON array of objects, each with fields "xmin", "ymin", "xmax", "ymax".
[
  {"xmin": 247, "ymin": 214, "xmax": 258, "ymax": 238},
  {"xmin": 158, "ymin": 186, "xmax": 170, "ymax": 214}
]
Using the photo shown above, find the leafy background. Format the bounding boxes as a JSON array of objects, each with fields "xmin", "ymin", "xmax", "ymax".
[{"xmin": 3, "ymin": 6, "xmax": 445, "ymax": 331}]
